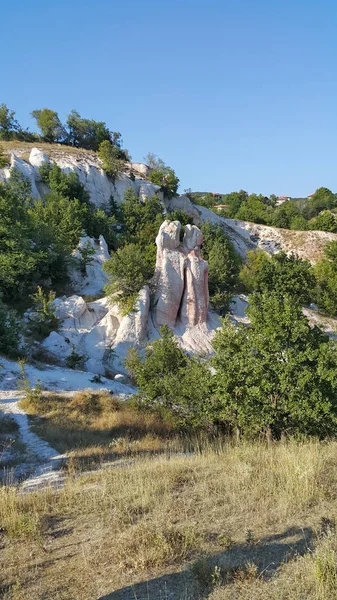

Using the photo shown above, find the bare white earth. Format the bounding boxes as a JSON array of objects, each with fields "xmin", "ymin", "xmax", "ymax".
[{"xmin": 0, "ymin": 358, "xmax": 135, "ymax": 491}]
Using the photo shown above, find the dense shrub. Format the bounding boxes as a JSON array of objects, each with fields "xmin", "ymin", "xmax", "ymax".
[
  {"xmin": 104, "ymin": 243, "xmax": 154, "ymax": 313},
  {"xmin": 239, "ymin": 250, "xmax": 315, "ymax": 305},
  {"xmin": 201, "ymin": 222, "xmax": 241, "ymax": 314},
  {"xmin": 212, "ymin": 292, "xmax": 337, "ymax": 439},
  {"xmin": 0, "ymin": 295, "xmax": 20, "ymax": 357},
  {"xmin": 314, "ymin": 241, "xmax": 337, "ymax": 315}
]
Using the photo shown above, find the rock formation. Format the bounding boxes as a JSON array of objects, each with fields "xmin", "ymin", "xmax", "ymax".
[
  {"xmin": 153, "ymin": 220, "xmax": 209, "ymax": 329},
  {"xmin": 0, "ymin": 148, "xmax": 162, "ymax": 208},
  {"xmin": 40, "ymin": 221, "xmax": 213, "ymax": 377}
]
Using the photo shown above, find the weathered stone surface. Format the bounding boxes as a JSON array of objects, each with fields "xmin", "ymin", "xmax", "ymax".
[
  {"xmin": 153, "ymin": 221, "xmax": 185, "ymax": 328},
  {"xmin": 180, "ymin": 252, "xmax": 209, "ymax": 327},
  {"xmin": 53, "ymin": 295, "xmax": 87, "ymax": 320},
  {"xmin": 70, "ymin": 235, "xmax": 110, "ymax": 296},
  {"xmin": 166, "ymin": 195, "xmax": 201, "ymax": 224},
  {"xmin": 29, "ymin": 148, "xmax": 50, "ymax": 169},
  {"xmin": 153, "ymin": 220, "xmax": 209, "ymax": 329}
]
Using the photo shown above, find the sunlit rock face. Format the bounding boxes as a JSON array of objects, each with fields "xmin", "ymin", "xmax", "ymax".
[{"xmin": 153, "ymin": 220, "xmax": 209, "ymax": 329}]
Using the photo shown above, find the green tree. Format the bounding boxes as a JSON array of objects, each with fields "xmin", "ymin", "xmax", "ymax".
[
  {"xmin": 97, "ymin": 140, "xmax": 122, "ymax": 181},
  {"xmin": 239, "ymin": 250, "xmax": 315, "ymax": 304},
  {"xmin": 308, "ymin": 211, "xmax": 337, "ymax": 232},
  {"xmin": 25, "ymin": 286, "xmax": 59, "ymax": 341},
  {"xmin": 223, "ymin": 190, "xmax": 248, "ymax": 217},
  {"xmin": 201, "ymin": 222, "xmax": 241, "ymax": 313},
  {"xmin": 147, "ymin": 156, "xmax": 179, "ymax": 199},
  {"xmin": 236, "ymin": 194, "xmax": 272, "ymax": 224},
  {"xmin": 39, "ymin": 162, "xmax": 90, "ymax": 205},
  {"xmin": 31, "ymin": 108, "xmax": 66, "ymax": 143},
  {"xmin": 0, "ymin": 104, "xmax": 20, "ymax": 140},
  {"xmin": 303, "ymin": 188, "xmax": 337, "ymax": 220},
  {"xmin": 0, "ymin": 295, "xmax": 20, "ymax": 357},
  {"xmin": 212, "ymin": 293, "xmax": 337, "ymax": 439},
  {"xmin": 272, "ymin": 201, "xmax": 300, "ymax": 229},
  {"xmin": 104, "ymin": 243, "xmax": 154, "ymax": 313},
  {"xmin": 66, "ymin": 110, "xmax": 113, "ymax": 151},
  {"xmin": 314, "ymin": 241, "xmax": 337, "ymax": 315},
  {"xmin": 0, "ymin": 145, "xmax": 9, "ymax": 168},
  {"xmin": 125, "ymin": 326, "xmax": 213, "ymax": 427}
]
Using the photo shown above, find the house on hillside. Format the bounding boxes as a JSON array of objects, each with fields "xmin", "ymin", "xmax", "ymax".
[
  {"xmin": 276, "ymin": 196, "xmax": 291, "ymax": 206},
  {"xmin": 214, "ymin": 204, "xmax": 229, "ymax": 211},
  {"xmin": 307, "ymin": 193, "xmax": 315, "ymax": 199}
]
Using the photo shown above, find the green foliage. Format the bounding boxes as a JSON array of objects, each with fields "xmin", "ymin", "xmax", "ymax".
[
  {"xmin": 25, "ymin": 286, "xmax": 58, "ymax": 341},
  {"xmin": 40, "ymin": 162, "xmax": 90, "ymax": 205},
  {"xmin": 314, "ymin": 241, "xmax": 337, "ymax": 315},
  {"xmin": 304, "ymin": 187, "xmax": 337, "ymax": 220},
  {"xmin": 236, "ymin": 194, "xmax": 272, "ymax": 224},
  {"xmin": 309, "ymin": 211, "xmax": 337, "ymax": 232},
  {"xmin": 0, "ymin": 145, "xmax": 9, "ymax": 168},
  {"xmin": 114, "ymin": 187, "xmax": 165, "ymax": 269},
  {"xmin": 272, "ymin": 201, "xmax": 301, "ymax": 229},
  {"xmin": 239, "ymin": 250, "xmax": 315, "ymax": 305},
  {"xmin": 212, "ymin": 293, "xmax": 337, "ymax": 439},
  {"xmin": 18, "ymin": 359, "xmax": 43, "ymax": 406},
  {"xmin": 104, "ymin": 243, "xmax": 154, "ymax": 313},
  {"xmin": 97, "ymin": 140, "xmax": 123, "ymax": 181},
  {"xmin": 0, "ymin": 164, "xmax": 116, "ymax": 304},
  {"xmin": 125, "ymin": 326, "xmax": 213, "ymax": 428},
  {"xmin": 0, "ymin": 103, "xmax": 20, "ymax": 140},
  {"xmin": 65, "ymin": 346, "xmax": 87, "ymax": 370},
  {"xmin": 146, "ymin": 155, "xmax": 179, "ymax": 198},
  {"xmin": 31, "ymin": 108, "xmax": 66, "ymax": 143},
  {"xmin": 201, "ymin": 222, "xmax": 241, "ymax": 314},
  {"xmin": 0, "ymin": 295, "xmax": 20, "ymax": 357},
  {"xmin": 66, "ymin": 109, "xmax": 117, "ymax": 151},
  {"xmin": 221, "ymin": 190, "xmax": 248, "ymax": 217}
]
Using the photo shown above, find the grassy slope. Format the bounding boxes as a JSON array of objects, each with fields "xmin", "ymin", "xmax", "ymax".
[
  {"xmin": 1, "ymin": 432, "xmax": 337, "ymax": 599},
  {"xmin": 20, "ymin": 391, "xmax": 182, "ymax": 471},
  {"xmin": 0, "ymin": 140, "xmax": 96, "ymax": 161}
]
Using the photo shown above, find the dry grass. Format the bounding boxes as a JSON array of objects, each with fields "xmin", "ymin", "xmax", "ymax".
[
  {"xmin": 1, "ymin": 440, "xmax": 337, "ymax": 598},
  {"xmin": 20, "ymin": 390, "xmax": 181, "ymax": 470},
  {"xmin": 0, "ymin": 140, "xmax": 97, "ymax": 161}
]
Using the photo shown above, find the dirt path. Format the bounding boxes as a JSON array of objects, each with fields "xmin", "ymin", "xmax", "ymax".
[{"xmin": 0, "ymin": 391, "xmax": 66, "ymax": 491}]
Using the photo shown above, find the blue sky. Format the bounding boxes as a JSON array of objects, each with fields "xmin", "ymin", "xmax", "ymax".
[{"xmin": 1, "ymin": 0, "xmax": 337, "ymax": 196}]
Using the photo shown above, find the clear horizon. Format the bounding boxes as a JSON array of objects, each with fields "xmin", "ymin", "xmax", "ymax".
[{"xmin": 2, "ymin": 0, "xmax": 337, "ymax": 197}]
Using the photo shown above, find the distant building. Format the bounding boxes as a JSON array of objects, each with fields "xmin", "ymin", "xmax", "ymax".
[
  {"xmin": 276, "ymin": 196, "xmax": 291, "ymax": 206},
  {"xmin": 214, "ymin": 204, "xmax": 229, "ymax": 211},
  {"xmin": 307, "ymin": 193, "xmax": 315, "ymax": 198}
]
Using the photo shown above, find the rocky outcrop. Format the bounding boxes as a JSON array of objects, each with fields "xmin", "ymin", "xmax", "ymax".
[
  {"xmin": 153, "ymin": 221, "xmax": 209, "ymax": 329},
  {"xmin": 181, "ymin": 226, "xmax": 209, "ymax": 326},
  {"xmin": 166, "ymin": 194, "xmax": 201, "ymax": 224},
  {"xmin": 70, "ymin": 235, "xmax": 110, "ymax": 296},
  {"xmin": 39, "ymin": 220, "xmax": 218, "ymax": 376},
  {"xmin": 0, "ymin": 148, "xmax": 162, "ymax": 208},
  {"xmin": 153, "ymin": 221, "xmax": 185, "ymax": 328}
]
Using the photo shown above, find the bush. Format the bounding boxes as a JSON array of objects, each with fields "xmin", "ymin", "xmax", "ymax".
[
  {"xmin": 65, "ymin": 346, "xmax": 87, "ymax": 370},
  {"xmin": 125, "ymin": 326, "xmax": 214, "ymax": 428},
  {"xmin": 314, "ymin": 241, "xmax": 337, "ymax": 315},
  {"xmin": 31, "ymin": 108, "xmax": 66, "ymax": 143},
  {"xmin": 212, "ymin": 293, "xmax": 337, "ymax": 439},
  {"xmin": 146, "ymin": 155, "xmax": 179, "ymax": 198},
  {"xmin": 97, "ymin": 140, "xmax": 123, "ymax": 181},
  {"xmin": 0, "ymin": 295, "xmax": 20, "ymax": 357},
  {"xmin": 104, "ymin": 243, "xmax": 154, "ymax": 313},
  {"xmin": 25, "ymin": 286, "xmax": 59, "ymax": 341},
  {"xmin": 201, "ymin": 222, "xmax": 241, "ymax": 314},
  {"xmin": 239, "ymin": 250, "xmax": 315, "ymax": 305}
]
